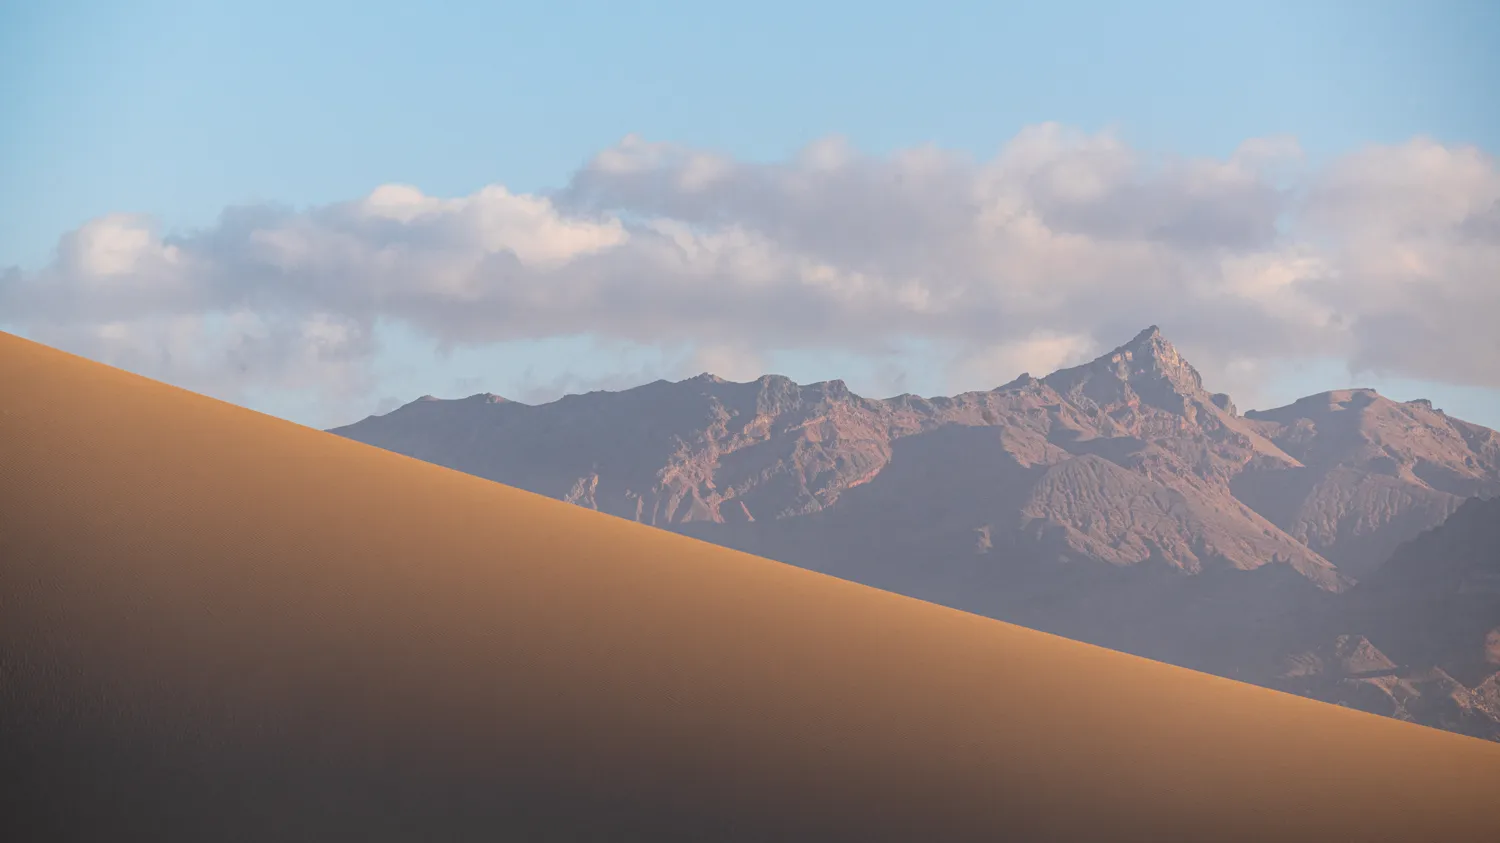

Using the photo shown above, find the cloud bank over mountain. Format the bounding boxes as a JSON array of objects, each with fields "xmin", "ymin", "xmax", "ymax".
[{"xmin": 3, "ymin": 125, "xmax": 1496, "ymax": 418}]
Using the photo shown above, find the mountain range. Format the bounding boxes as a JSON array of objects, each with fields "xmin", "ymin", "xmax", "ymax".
[
  {"xmin": 10, "ymin": 328, "xmax": 1500, "ymax": 841},
  {"xmin": 331, "ymin": 326, "xmax": 1500, "ymax": 738}
]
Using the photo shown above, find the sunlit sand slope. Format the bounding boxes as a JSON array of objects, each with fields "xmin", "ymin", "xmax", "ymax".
[{"xmin": 2, "ymin": 329, "xmax": 1498, "ymax": 842}]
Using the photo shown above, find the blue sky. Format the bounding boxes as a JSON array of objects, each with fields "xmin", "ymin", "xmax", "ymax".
[{"xmin": 3, "ymin": 0, "xmax": 1498, "ymax": 428}]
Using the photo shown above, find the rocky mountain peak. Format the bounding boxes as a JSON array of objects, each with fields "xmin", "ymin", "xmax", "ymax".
[
  {"xmin": 1110, "ymin": 325, "xmax": 1204, "ymax": 392},
  {"xmin": 997, "ymin": 372, "xmax": 1041, "ymax": 391},
  {"xmin": 1042, "ymin": 325, "xmax": 1207, "ymax": 409},
  {"xmin": 813, "ymin": 379, "xmax": 852, "ymax": 399},
  {"xmin": 464, "ymin": 392, "xmax": 512, "ymax": 404},
  {"xmin": 1244, "ymin": 389, "xmax": 1387, "ymax": 423},
  {"xmin": 1131, "ymin": 324, "xmax": 1163, "ymax": 344},
  {"xmin": 683, "ymin": 372, "xmax": 727, "ymax": 385}
]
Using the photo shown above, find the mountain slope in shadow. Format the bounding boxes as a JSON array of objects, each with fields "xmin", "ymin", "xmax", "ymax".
[{"xmin": 1266, "ymin": 496, "xmax": 1500, "ymax": 740}]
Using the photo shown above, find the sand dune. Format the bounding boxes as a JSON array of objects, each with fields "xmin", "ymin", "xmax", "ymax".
[{"xmin": 2, "ymin": 329, "xmax": 1499, "ymax": 842}]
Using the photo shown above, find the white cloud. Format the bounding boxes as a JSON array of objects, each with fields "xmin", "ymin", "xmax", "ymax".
[
  {"xmin": 3, "ymin": 126, "xmax": 1496, "ymax": 422},
  {"xmin": 949, "ymin": 331, "xmax": 1099, "ymax": 395},
  {"xmin": 60, "ymin": 214, "xmax": 183, "ymax": 277},
  {"xmin": 690, "ymin": 343, "xmax": 767, "ymax": 383},
  {"xmin": 20, "ymin": 310, "xmax": 373, "ymax": 424},
  {"xmin": 1296, "ymin": 138, "xmax": 1500, "ymax": 385}
]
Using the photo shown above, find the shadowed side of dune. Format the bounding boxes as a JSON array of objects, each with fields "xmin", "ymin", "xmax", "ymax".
[{"xmin": 2, "ymin": 330, "xmax": 1499, "ymax": 843}]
